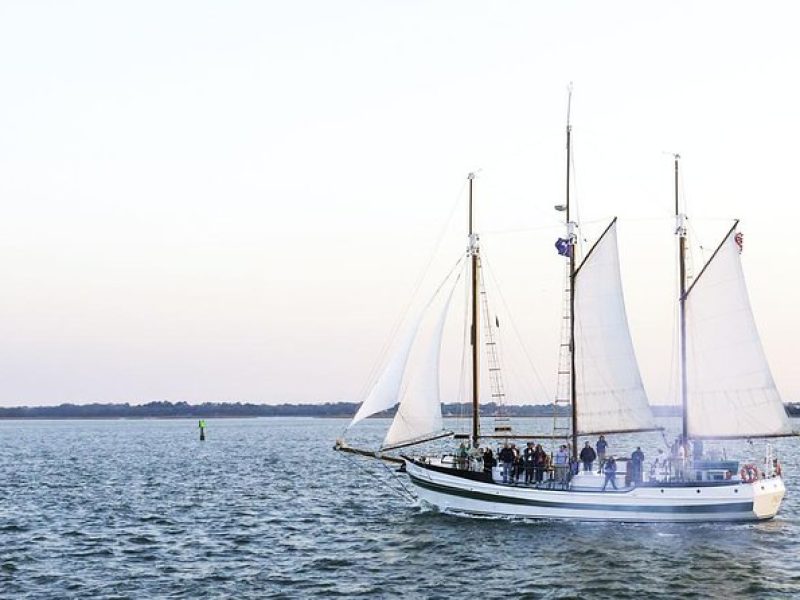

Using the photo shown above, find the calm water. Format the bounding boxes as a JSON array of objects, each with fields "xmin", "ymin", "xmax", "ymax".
[{"xmin": 1, "ymin": 417, "xmax": 800, "ymax": 599}]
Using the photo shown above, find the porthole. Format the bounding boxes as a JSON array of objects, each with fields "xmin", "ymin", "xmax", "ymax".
[
  {"xmin": 660, "ymin": 489, "xmax": 664, "ymax": 493},
  {"xmin": 734, "ymin": 489, "xmax": 739, "ymax": 493},
  {"xmin": 696, "ymin": 489, "xmax": 701, "ymax": 494}
]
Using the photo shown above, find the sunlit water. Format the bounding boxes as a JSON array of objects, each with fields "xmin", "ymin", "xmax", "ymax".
[{"xmin": 1, "ymin": 417, "xmax": 799, "ymax": 598}]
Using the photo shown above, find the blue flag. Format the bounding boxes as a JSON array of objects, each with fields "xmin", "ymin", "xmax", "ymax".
[{"xmin": 555, "ymin": 238, "xmax": 571, "ymax": 257}]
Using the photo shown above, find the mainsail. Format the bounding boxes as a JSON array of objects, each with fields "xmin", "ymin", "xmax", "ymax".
[
  {"xmin": 572, "ymin": 219, "xmax": 657, "ymax": 435},
  {"xmin": 685, "ymin": 227, "xmax": 793, "ymax": 438}
]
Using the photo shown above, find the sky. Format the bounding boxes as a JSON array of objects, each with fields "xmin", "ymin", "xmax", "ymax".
[{"xmin": 1, "ymin": 1, "xmax": 799, "ymax": 407}]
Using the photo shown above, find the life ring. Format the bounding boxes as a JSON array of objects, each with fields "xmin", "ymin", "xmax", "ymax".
[{"xmin": 740, "ymin": 463, "xmax": 759, "ymax": 483}]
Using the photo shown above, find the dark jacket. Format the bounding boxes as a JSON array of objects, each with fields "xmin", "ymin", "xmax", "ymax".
[
  {"xmin": 523, "ymin": 448, "xmax": 535, "ymax": 466},
  {"xmin": 579, "ymin": 446, "xmax": 597, "ymax": 463},
  {"xmin": 499, "ymin": 447, "xmax": 515, "ymax": 464}
]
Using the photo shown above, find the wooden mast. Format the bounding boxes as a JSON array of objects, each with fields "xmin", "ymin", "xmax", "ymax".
[
  {"xmin": 675, "ymin": 154, "xmax": 689, "ymax": 449},
  {"xmin": 469, "ymin": 172, "xmax": 480, "ymax": 448},
  {"xmin": 566, "ymin": 88, "xmax": 578, "ymax": 461}
]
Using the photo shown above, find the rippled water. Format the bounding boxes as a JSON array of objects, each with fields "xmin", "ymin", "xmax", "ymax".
[{"xmin": 1, "ymin": 417, "xmax": 799, "ymax": 598}]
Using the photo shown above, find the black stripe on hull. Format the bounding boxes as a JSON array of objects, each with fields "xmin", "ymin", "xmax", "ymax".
[{"xmin": 408, "ymin": 473, "xmax": 754, "ymax": 515}]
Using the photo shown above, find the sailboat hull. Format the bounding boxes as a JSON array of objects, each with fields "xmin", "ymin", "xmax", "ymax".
[{"xmin": 405, "ymin": 460, "xmax": 785, "ymax": 523}]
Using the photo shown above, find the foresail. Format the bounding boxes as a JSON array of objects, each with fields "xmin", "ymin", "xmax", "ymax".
[
  {"xmin": 573, "ymin": 219, "xmax": 657, "ymax": 435},
  {"xmin": 348, "ymin": 311, "xmax": 424, "ymax": 428},
  {"xmin": 685, "ymin": 228, "xmax": 793, "ymax": 438},
  {"xmin": 382, "ymin": 274, "xmax": 459, "ymax": 449}
]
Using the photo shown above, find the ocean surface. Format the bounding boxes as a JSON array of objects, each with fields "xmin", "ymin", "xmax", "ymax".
[{"xmin": 1, "ymin": 416, "xmax": 800, "ymax": 599}]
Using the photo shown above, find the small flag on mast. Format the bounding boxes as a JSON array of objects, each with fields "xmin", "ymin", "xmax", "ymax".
[{"xmin": 555, "ymin": 238, "xmax": 572, "ymax": 257}]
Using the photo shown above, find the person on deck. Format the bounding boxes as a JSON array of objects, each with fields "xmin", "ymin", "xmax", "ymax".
[
  {"xmin": 693, "ymin": 439, "xmax": 704, "ymax": 461},
  {"xmin": 483, "ymin": 447, "xmax": 495, "ymax": 476},
  {"xmin": 457, "ymin": 443, "xmax": 469, "ymax": 470},
  {"xmin": 499, "ymin": 443, "xmax": 515, "ymax": 484},
  {"xmin": 631, "ymin": 447, "xmax": 645, "ymax": 484},
  {"xmin": 650, "ymin": 448, "xmax": 665, "ymax": 481},
  {"xmin": 534, "ymin": 444, "xmax": 547, "ymax": 483},
  {"xmin": 602, "ymin": 457, "xmax": 618, "ymax": 491},
  {"xmin": 511, "ymin": 444, "xmax": 522, "ymax": 483},
  {"xmin": 676, "ymin": 443, "xmax": 686, "ymax": 480},
  {"xmin": 596, "ymin": 435, "xmax": 608, "ymax": 469},
  {"xmin": 555, "ymin": 444, "xmax": 569, "ymax": 483},
  {"xmin": 579, "ymin": 442, "xmax": 597, "ymax": 472},
  {"xmin": 523, "ymin": 442, "xmax": 536, "ymax": 485}
]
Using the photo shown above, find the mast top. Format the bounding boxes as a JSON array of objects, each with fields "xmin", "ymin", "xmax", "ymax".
[{"xmin": 566, "ymin": 82, "xmax": 573, "ymax": 132}]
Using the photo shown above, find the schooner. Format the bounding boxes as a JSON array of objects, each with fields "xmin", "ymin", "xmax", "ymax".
[{"xmin": 335, "ymin": 102, "xmax": 793, "ymax": 522}]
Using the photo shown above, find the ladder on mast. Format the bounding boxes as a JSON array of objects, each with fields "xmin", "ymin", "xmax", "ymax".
[
  {"xmin": 479, "ymin": 271, "xmax": 510, "ymax": 436},
  {"xmin": 552, "ymin": 259, "xmax": 572, "ymax": 452}
]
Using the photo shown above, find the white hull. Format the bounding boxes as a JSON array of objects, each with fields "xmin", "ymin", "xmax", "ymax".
[{"xmin": 405, "ymin": 460, "xmax": 785, "ymax": 523}]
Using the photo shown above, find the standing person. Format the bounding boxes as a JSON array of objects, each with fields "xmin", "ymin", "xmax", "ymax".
[
  {"xmin": 693, "ymin": 439, "xmax": 704, "ymax": 461},
  {"xmin": 523, "ymin": 442, "xmax": 536, "ymax": 485},
  {"xmin": 631, "ymin": 447, "xmax": 645, "ymax": 484},
  {"xmin": 650, "ymin": 448, "xmax": 665, "ymax": 481},
  {"xmin": 512, "ymin": 444, "xmax": 523, "ymax": 483},
  {"xmin": 534, "ymin": 444, "xmax": 547, "ymax": 483},
  {"xmin": 499, "ymin": 443, "xmax": 514, "ymax": 484},
  {"xmin": 457, "ymin": 442, "xmax": 469, "ymax": 470},
  {"xmin": 483, "ymin": 447, "xmax": 495, "ymax": 477},
  {"xmin": 602, "ymin": 457, "xmax": 618, "ymax": 491},
  {"xmin": 596, "ymin": 435, "xmax": 608, "ymax": 469},
  {"xmin": 555, "ymin": 444, "xmax": 569, "ymax": 483},
  {"xmin": 676, "ymin": 443, "xmax": 686, "ymax": 481},
  {"xmin": 579, "ymin": 442, "xmax": 597, "ymax": 472}
]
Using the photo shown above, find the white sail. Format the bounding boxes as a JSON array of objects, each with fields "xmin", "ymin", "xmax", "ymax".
[
  {"xmin": 573, "ymin": 220, "xmax": 656, "ymax": 434},
  {"xmin": 382, "ymin": 276, "xmax": 458, "ymax": 449},
  {"xmin": 348, "ymin": 312, "xmax": 426, "ymax": 428},
  {"xmin": 685, "ymin": 229, "xmax": 793, "ymax": 438}
]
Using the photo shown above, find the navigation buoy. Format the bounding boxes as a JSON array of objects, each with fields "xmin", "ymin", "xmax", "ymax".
[{"xmin": 199, "ymin": 419, "xmax": 206, "ymax": 441}]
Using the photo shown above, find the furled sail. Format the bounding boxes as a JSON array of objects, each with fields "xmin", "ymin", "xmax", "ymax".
[
  {"xmin": 382, "ymin": 274, "xmax": 459, "ymax": 449},
  {"xmin": 573, "ymin": 219, "xmax": 657, "ymax": 435},
  {"xmin": 685, "ymin": 227, "xmax": 793, "ymax": 438}
]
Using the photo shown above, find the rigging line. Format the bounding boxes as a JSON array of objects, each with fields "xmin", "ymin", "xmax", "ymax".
[
  {"xmin": 338, "ymin": 450, "xmax": 415, "ymax": 502},
  {"xmin": 354, "ymin": 180, "xmax": 469, "ymax": 405},
  {"xmin": 478, "ymin": 250, "xmax": 539, "ymax": 405},
  {"xmin": 479, "ymin": 247, "xmax": 552, "ymax": 403},
  {"xmin": 480, "ymin": 224, "xmax": 564, "ymax": 236},
  {"xmin": 457, "ymin": 260, "xmax": 470, "ymax": 424},
  {"xmin": 377, "ymin": 459, "xmax": 418, "ymax": 502},
  {"xmin": 569, "ymin": 134, "xmax": 582, "ymax": 234}
]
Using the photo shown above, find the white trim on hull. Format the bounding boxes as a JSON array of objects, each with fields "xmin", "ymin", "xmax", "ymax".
[{"xmin": 405, "ymin": 461, "xmax": 785, "ymax": 523}]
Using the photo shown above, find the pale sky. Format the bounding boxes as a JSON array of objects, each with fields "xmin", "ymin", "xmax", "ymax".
[{"xmin": 1, "ymin": 1, "xmax": 799, "ymax": 407}]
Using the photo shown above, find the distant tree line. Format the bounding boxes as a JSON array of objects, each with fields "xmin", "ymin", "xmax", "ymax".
[
  {"xmin": 0, "ymin": 400, "xmax": 791, "ymax": 420},
  {"xmin": 0, "ymin": 401, "xmax": 562, "ymax": 419}
]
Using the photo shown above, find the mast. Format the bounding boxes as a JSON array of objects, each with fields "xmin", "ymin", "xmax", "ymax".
[
  {"xmin": 675, "ymin": 154, "xmax": 689, "ymax": 449},
  {"xmin": 468, "ymin": 172, "xmax": 480, "ymax": 448},
  {"xmin": 566, "ymin": 88, "xmax": 578, "ymax": 462}
]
